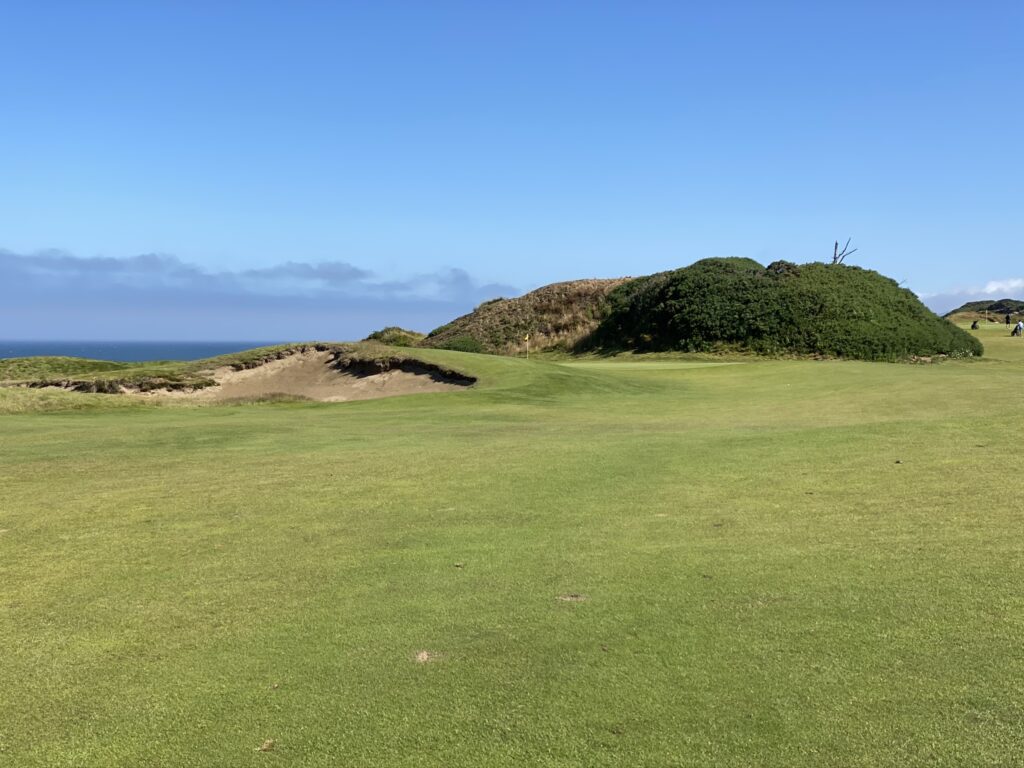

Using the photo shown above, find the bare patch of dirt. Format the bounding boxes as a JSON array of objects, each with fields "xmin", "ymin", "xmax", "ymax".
[
  {"xmin": 556, "ymin": 593, "xmax": 588, "ymax": 602},
  {"xmin": 414, "ymin": 650, "xmax": 439, "ymax": 663},
  {"xmin": 146, "ymin": 350, "xmax": 474, "ymax": 404},
  {"xmin": 256, "ymin": 739, "xmax": 275, "ymax": 752}
]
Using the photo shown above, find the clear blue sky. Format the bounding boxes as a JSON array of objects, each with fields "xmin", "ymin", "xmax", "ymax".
[{"xmin": 2, "ymin": 1, "xmax": 1021, "ymax": 339}]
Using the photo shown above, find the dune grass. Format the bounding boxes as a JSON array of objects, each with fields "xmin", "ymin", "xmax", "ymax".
[
  {"xmin": 2, "ymin": 334, "xmax": 1023, "ymax": 766},
  {"xmin": 0, "ymin": 343, "xmax": 480, "ymax": 412},
  {"xmin": 0, "ymin": 356, "xmax": 135, "ymax": 380}
]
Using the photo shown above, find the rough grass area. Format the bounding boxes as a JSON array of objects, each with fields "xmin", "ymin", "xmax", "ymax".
[
  {"xmin": 363, "ymin": 326, "xmax": 426, "ymax": 347},
  {"xmin": 2, "ymin": 330, "xmax": 1023, "ymax": 766},
  {"xmin": 421, "ymin": 278, "xmax": 629, "ymax": 354},
  {"xmin": 0, "ymin": 356, "xmax": 135, "ymax": 380}
]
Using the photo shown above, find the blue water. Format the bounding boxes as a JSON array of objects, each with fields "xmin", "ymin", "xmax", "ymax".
[{"xmin": 0, "ymin": 341, "xmax": 286, "ymax": 362}]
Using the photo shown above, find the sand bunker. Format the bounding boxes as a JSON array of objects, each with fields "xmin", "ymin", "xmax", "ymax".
[{"xmin": 154, "ymin": 350, "xmax": 473, "ymax": 403}]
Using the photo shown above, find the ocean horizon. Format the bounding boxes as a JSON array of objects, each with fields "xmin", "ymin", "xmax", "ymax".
[{"xmin": 0, "ymin": 340, "xmax": 290, "ymax": 362}]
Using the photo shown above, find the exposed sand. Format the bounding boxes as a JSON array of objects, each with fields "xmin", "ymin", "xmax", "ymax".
[{"xmin": 150, "ymin": 350, "xmax": 471, "ymax": 403}]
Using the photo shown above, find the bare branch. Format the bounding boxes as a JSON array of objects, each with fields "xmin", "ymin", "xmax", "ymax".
[{"xmin": 832, "ymin": 238, "xmax": 857, "ymax": 265}]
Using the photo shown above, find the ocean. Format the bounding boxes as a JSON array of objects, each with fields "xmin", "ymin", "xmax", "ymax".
[{"xmin": 0, "ymin": 341, "xmax": 286, "ymax": 362}]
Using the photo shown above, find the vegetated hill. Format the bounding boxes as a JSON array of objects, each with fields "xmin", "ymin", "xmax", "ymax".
[
  {"xmin": 585, "ymin": 258, "xmax": 982, "ymax": 360},
  {"xmin": 363, "ymin": 326, "xmax": 426, "ymax": 347},
  {"xmin": 944, "ymin": 298, "xmax": 1024, "ymax": 319},
  {"xmin": 420, "ymin": 278, "xmax": 630, "ymax": 354}
]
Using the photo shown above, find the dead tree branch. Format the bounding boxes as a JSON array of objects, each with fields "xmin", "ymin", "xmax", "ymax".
[{"xmin": 832, "ymin": 238, "xmax": 857, "ymax": 265}]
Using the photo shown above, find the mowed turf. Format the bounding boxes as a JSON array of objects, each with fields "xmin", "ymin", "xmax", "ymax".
[{"xmin": 2, "ymin": 338, "xmax": 1024, "ymax": 766}]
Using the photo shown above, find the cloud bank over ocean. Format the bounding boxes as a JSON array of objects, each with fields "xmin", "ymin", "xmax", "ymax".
[{"xmin": 1, "ymin": 249, "xmax": 516, "ymax": 341}]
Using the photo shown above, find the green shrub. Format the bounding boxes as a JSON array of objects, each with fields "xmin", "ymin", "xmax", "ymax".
[
  {"xmin": 436, "ymin": 335, "xmax": 485, "ymax": 354},
  {"xmin": 586, "ymin": 258, "xmax": 983, "ymax": 361}
]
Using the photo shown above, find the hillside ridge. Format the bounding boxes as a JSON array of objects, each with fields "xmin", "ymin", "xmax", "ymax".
[
  {"xmin": 944, "ymin": 298, "xmax": 1024, "ymax": 319},
  {"xmin": 420, "ymin": 278, "xmax": 630, "ymax": 355},
  {"xmin": 421, "ymin": 259, "xmax": 982, "ymax": 361}
]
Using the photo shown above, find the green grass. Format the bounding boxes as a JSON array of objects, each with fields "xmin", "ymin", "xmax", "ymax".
[
  {"xmin": 0, "ymin": 355, "xmax": 214, "ymax": 396},
  {"xmin": 0, "ymin": 356, "xmax": 135, "ymax": 380},
  {"xmin": 953, "ymin": 320, "xmax": 1024, "ymax": 362},
  {"xmin": 2, "ymin": 333, "xmax": 1024, "ymax": 766}
]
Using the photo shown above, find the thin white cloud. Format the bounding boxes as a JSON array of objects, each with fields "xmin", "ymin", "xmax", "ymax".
[
  {"xmin": 981, "ymin": 278, "xmax": 1024, "ymax": 295},
  {"xmin": 919, "ymin": 277, "xmax": 1024, "ymax": 315}
]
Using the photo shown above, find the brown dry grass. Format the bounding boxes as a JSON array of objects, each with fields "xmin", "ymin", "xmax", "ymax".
[{"xmin": 420, "ymin": 278, "xmax": 631, "ymax": 354}]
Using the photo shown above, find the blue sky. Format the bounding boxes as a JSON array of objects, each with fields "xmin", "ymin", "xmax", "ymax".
[{"xmin": 2, "ymin": 1, "xmax": 1021, "ymax": 339}]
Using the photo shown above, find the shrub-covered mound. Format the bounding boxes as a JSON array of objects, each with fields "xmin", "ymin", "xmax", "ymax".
[
  {"xmin": 585, "ymin": 258, "xmax": 983, "ymax": 360},
  {"xmin": 420, "ymin": 278, "xmax": 630, "ymax": 354},
  {"xmin": 363, "ymin": 326, "xmax": 426, "ymax": 347}
]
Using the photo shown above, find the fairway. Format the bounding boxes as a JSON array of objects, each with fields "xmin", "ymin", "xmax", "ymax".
[
  {"xmin": 2, "ymin": 341, "xmax": 1024, "ymax": 766},
  {"xmin": 560, "ymin": 360, "xmax": 741, "ymax": 370}
]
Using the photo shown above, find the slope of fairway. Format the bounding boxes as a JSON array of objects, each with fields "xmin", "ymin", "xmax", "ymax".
[
  {"xmin": 952, "ymin": 320, "xmax": 1024, "ymax": 362},
  {"xmin": 2, "ymin": 343, "xmax": 1023, "ymax": 766}
]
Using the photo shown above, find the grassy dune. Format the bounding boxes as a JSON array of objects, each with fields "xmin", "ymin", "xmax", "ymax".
[
  {"xmin": 2, "ymin": 333, "xmax": 1024, "ymax": 766},
  {"xmin": 0, "ymin": 343, "xmax": 479, "ymax": 412}
]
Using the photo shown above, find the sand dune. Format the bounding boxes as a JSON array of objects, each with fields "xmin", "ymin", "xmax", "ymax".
[{"xmin": 156, "ymin": 349, "xmax": 472, "ymax": 403}]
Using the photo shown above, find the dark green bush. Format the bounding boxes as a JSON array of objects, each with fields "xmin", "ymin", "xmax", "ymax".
[
  {"xmin": 436, "ymin": 335, "xmax": 485, "ymax": 354},
  {"xmin": 586, "ymin": 258, "xmax": 983, "ymax": 360}
]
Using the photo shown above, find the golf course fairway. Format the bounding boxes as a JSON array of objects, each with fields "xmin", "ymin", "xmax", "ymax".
[{"xmin": 2, "ymin": 324, "xmax": 1022, "ymax": 766}]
